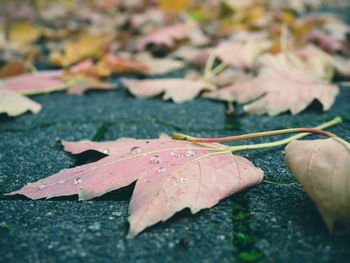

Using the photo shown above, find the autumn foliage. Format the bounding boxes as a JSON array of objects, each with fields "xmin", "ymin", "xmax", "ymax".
[{"xmin": 2, "ymin": 0, "xmax": 350, "ymax": 237}]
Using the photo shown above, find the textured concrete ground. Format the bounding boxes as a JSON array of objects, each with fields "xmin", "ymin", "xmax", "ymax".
[{"xmin": 1, "ymin": 80, "xmax": 350, "ymax": 263}]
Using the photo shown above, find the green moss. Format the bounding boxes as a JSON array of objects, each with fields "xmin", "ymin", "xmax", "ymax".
[
  {"xmin": 92, "ymin": 122, "xmax": 113, "ymax": 141},
  {"xmin": 224, "ymin": 115, "xmax": 241, "ymax": 131},
  {"xmin": 239, "ymin": 250, "xmax": 264, "ymax": 262},
  {"xmin": 232, "ymin": 194, "xmax": 264, "ymax": 263},
  {"xmin": 1, "ymin": 223, "xmax": 14, "ymax": 230}
]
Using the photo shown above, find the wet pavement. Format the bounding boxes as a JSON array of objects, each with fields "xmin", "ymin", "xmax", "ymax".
[{"xmin": 1, "ymin": 80, "xmax": 350, "ymax": 262}]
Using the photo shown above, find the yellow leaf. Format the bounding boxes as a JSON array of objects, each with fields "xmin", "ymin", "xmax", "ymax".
[
  {"xmin": 50, "ymin": 34, "xmax": 114, "ymax": 67},
  {"xmin": 159, "ymin": 0, "xmax": 191, "ymax": 13},
  {"xmin": 9, "ymin": 22, "xmax": 42, "ymax": 44}
]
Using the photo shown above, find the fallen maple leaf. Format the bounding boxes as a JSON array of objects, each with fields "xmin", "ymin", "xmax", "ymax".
[
  {"xmin": 171, "ymin": 46, "xmax": 211, "ymax": 66},
  {"xmin": 285, "ymin": 138, "xmax": 350, "ymax": 234},
  {"xmin": 206, "ymin": 57, "xmax": 339, "ymax": 115},
  {"xmin": 50, "ymin": 34, "xmax": 114, "ymax": 67},
  {"xmin": 293, "ymin": 45, "xmax": 350, "ymax": 78},
  {"xmin": 135, "ymin": 22, "xmax": 198, "ymax": 51},
  {"xmin": 214, "ymin": 39, "xmax": 272, "ymax": 69},
  {"xmin": 69, "ymin": 59, "xmax": 95, "ymax": 75},
  {"xmin": 0, "ymin": 71, "xmax": 78, "ymax": 116},
  {"xmin": 0, "ymin": 89, "xmax": 41, "ymax": 116},
  {"xmin": 8, "ymin": 22, "xmax": 42, "ymax": 44},
  {"xmin": 96, "ymin": 54, "xmax": 149, "ymax": 77},
  {"xmin": 124, "ymin": 79, "xmax": 215, "ymax": 103},
  {"xmin": 0, "ymin": 61, "xmax": 27, "ymax": 79},
  {"xmin": 7, "ymin": 136, "xmax": 264, "ymax": 238},
  {"xmin": 159, "ymin": 0, "xmax": 191, "ymax": 14},
  {"xmin": 0, "ymin": 72, "xmax": 65, "ymax": 95},
  {"xmin": 66, "ymin": 76, "xmax": 112, "ymax": 95},
  {"xmin": 304, "ymin": 29, "xmax": 344, "ymax": 53},
  {"xmin": 134, "ymin": 52, "xmax": 185, "ymax": 75}
]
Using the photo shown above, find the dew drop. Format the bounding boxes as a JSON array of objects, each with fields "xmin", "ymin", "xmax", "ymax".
[
  {"xmin": 177, "ymin": 153, "xmax": 184, "ymax": 158},
  {"xmin": 74, "ymin": 178, "xmax": 82, "ymax": 185},
  {"xmin": 130, "ymin": 146, "xmax": 142, "ymax": 154},
  {"xmin": 144, "ymin": 178, "xmax": 151, "ymax": 184},
  {"xmin": 158, "ymin": 167, "xmax": 166, "ymax": 173},
  {"xmin": 103, "ymin": 148, "xmax": 110, "ymax": 154},
  {"xmin": 170, "ymin": 152, "xmax": 176, "ymax": 156},
  {"xmin": 185, "ymin": 150, "xmax": 196, "ymax": 157},
  {"xmin": 180, "ymin": 178, "xmax": 187, "ymax": 183},
  {"xmin": 150, "ymin": 155, "xmax": 161, "ymax": 163},
  {"xmin": 159, "ymin": 143, "xmax": 165, "ymax": 147},
  {"xmin": 38, "ymin": 184, "xmax": 47, "ymax": 189}
]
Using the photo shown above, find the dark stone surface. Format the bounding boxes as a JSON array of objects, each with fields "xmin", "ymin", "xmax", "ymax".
[
  {"xmin": 0, "ymin": 89, "xmax": 226, "ymax": 132},
  {"xmin": 1, "ymin": 82, "xmax": 350, "ymax": 263}
]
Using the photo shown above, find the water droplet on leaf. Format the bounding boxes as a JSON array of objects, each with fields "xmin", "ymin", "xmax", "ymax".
[
  {"xmin": 150, "ymin": 155, "xmax": 161, "ymax": 163},
  {"xmin": 130, "ymin": 146, "xmax": 142, "ymax": 154},
  {"xmin": 180, "ymin": 178, "xmax": 187, "ymax": 183},
  {"xmin": 74, "ymin": 178, "xmax": 82, "ymax": 185},
  {"xmin": 103, "ymin": 148, "xmax": 110, "ymax": 154},
  {"xmin": 185, "ymin": 150, "xmax": 196, "ymax": 157},
  {"xmin": 158, "ymin": 167, "xmax": 166, "ymax": 173},
  {"xmin": 38, "ymin": 185, "xmax": 46, "ymax": 189}
]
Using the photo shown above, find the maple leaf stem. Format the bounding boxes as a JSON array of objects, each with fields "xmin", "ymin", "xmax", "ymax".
[
  {"xmin": 202, "ymin": 52, "xmax": 228, "ymax": 82},
  {"xmin": 172, "ymin": 117, "xmax": 342, "ymax": 145},
  {"xmin": 20, "ymin": 78, "xmax": 83, "ymax": 96},
  {"xmin": 26, "ymin": 63, "xmax": 39, "ymax": 74},
  {"xmin": 203, "ymin": 52, "xmax": 217, "ymax": 80}
]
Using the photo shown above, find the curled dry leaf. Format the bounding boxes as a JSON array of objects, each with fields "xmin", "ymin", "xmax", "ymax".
[
  {"xmin": 285, "ymin": 138, "xmax": 350, "ymax": 234},
  {"xmin": 0, "ymin": 89, "xmax": 41, "ymax": 116},
  {"xmin": 7, "ymin": 136, "xmax": 264, "ymax": 238},
  {"xmin": 135, "ymin": 22, "xmax": 198, "ymax": 51},
  {"xmin": 124, "ymin": 79, "xmax": 215, "ymax": 103}
]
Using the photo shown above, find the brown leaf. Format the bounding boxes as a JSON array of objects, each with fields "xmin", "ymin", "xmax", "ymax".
[
  {"xmin": 285, "ymin": 138, "xmax": 350, "ymax": 234},
  {"xmin": 0, "ymin": 61, "xmax": 27, "ymax": 79},
  {"xmin": 96, "ymin": 54, "xmax": 148, "ymax": 76}
]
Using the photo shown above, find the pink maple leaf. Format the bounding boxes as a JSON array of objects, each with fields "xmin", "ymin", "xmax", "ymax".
[
  {"xmin": 124, "ymin": 78, "xmax": 215, "ymax": 103},
  {"xmin": 1, "ymin": 71, "xmax": 65, "ymax": 95},
  {"xmin": 135, "ymin": 22, "xmax": 198, "ymax": 51},
  {"xmin": 7, "ymin": 136, "xmax": 264, "ymax": 238}
]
